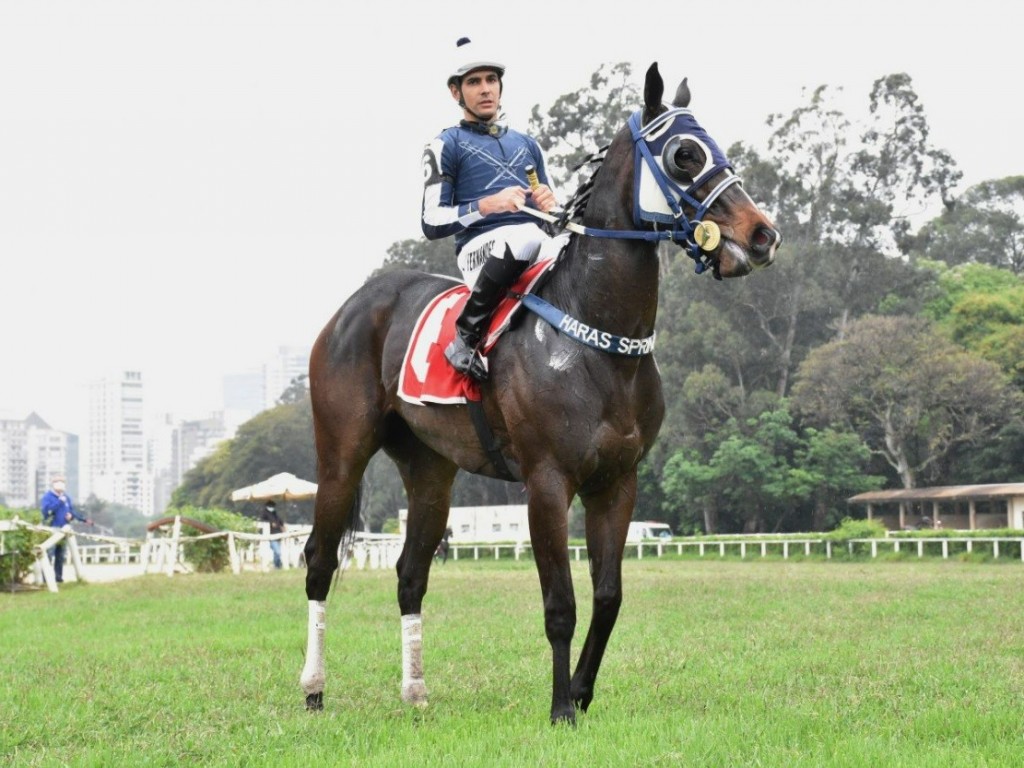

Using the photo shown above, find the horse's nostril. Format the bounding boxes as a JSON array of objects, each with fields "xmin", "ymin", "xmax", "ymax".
[{"xmin": 752, "ymin": 226, "xmax": 778, "ymax": 254}]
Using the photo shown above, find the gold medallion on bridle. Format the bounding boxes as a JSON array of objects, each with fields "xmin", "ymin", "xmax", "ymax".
[{"xmin": 694, "ymin": 221, "xmax": 721, "ymax": 251}]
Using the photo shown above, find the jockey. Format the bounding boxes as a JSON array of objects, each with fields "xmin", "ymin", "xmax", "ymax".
[{"xmin": 421, "ymin": 36, "xmax": 560, "ymax": 381}]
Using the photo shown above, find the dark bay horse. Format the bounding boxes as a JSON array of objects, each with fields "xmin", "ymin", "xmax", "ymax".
[{"xmin": 301, "ymin": 63, "xmax": 781, "ymax": 724}]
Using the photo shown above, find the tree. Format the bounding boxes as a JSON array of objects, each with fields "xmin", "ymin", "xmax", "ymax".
[
  {"xmin": 527, "ymin": 62, "xmax": 640, "ymax": 191},
  {"xmin": 374, "ymin": 237, "xmax": 458, "ymax": 279},
  {"xmin": 171, "ymin": 399, "xmax": 318, "ymax": 517},
  {"xmin": 797, "ymin": 428, "xmax": 883, "ymax": 531},
  {"xmin": 277, "ymin": 374, "xmax": 309, "ymax": 405},
  {"xmin": 921, "ymin": 261, "xmax": 1024, "ymax": 388},
  {"xmin": 909, "ymin": 176, "xmax": 1024, "ymax": 274},
  {"xmin": 660, "ymin": 405, "xmax": 877, "ymax": 533},
  {"xmin": 791, "ymin": 315, "xmax": 1022, "ymax": 488}
]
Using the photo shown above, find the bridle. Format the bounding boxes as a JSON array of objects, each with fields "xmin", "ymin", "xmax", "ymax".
[{"xmin": 521, "ymin": 106, "xmax": 744, "ymax": 276}]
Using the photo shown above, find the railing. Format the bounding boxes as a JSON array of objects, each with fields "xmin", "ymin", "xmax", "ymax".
[
  {"xmin": 7, "ymin": 516, "xmax": 1023, "ymax": 594},
  {"xmin": 446, "ymin": 535, "xmax": 1024, "ymax": 562},
  {"xmin": 1, "ymin": 516, "xmax": 413, "ymax": 592}
]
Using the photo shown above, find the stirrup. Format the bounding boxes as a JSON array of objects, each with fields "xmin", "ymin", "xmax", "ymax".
[{"xmin": 444, "ymin": 336, "xmax": 489, "ymax": 381}]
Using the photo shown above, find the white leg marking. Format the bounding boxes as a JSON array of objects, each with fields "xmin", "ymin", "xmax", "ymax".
[
  {"xmin": 300, "ymin": 600, "xmax": 326, "ymax": 695},
  {"xmin": 401, "ymin": 613, "xmax": 428, "ymax": 706}
]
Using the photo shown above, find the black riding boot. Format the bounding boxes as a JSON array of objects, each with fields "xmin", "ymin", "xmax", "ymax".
[{"xmin": 445, "ymin": 246, "xmax": 529, "ymax": 381}]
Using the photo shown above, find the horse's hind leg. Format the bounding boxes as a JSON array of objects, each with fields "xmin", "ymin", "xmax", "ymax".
[
  {"xmin": 388, "ymin": 437, "xmax": 458, "ymax": 707},
  {"xmin": 569, "ymin": 473, "xmax": 635, "ymax": 713}
]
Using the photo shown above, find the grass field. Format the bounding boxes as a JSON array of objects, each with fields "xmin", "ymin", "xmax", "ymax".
[{"xmin": 2, "ymin": 560, "xmax": 1023, "ymax": 767}]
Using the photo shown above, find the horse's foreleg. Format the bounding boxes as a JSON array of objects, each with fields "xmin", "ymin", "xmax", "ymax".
[
  {"xmin": 570, "ymin": 476, "xmax": 635, "ymax": 712},
  {"xmin": 526, "ymin": 480, "xmax": 577, "ymax": 725},
  {"xmin": 392, "ymin": 447, "xmax": 457, "ymax": 708}
]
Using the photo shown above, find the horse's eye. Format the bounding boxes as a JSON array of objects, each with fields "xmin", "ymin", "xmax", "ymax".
[{"xmin": 661, "ymin": 136, "xmax": 704, "ymax": 184}]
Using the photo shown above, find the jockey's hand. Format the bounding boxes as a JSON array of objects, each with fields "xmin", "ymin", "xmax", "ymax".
[
  {"xmin": 480, "ymin": 186, "xmax": 529, "ymax": 215},
  {"xmin": 528, "ymin": 184, "xmax": 558, "ymax": 213}
]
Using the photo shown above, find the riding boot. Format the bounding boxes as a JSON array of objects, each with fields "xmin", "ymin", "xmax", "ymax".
[{"xmin": 445, "ymin": 246, "xmax": 529, "ymax": 381}]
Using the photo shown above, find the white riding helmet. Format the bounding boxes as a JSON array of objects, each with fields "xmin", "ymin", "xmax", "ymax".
[{"xmin": 447, "ymin": 36, "xmax": 505, "ymax": 87}]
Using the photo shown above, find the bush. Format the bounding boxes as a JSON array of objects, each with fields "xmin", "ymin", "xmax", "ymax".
[
  {"xmin": 170, "ymin": 506, "xmax": 257, "ymax": 573},
  {"xmin": 825, "ymin": 517, "xmax": 888, "ymax": 542},
  {"xmin": 0, "ymin": 506, "xmax": 49, "ymax": 585}
]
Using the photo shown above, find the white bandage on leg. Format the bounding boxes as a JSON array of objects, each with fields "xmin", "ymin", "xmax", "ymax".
[
  {"xmin": 401, "ymin": 613, "xmax": 428, "ymax": 706},
  {"xmin": 300, "ymin": 600, "xmax": 326, "ymax": 695}
]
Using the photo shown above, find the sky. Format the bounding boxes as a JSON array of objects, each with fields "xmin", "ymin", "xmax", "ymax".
[{"xmin": 2, "ymin": 0, "xmax": 1021, "ymax": 436}]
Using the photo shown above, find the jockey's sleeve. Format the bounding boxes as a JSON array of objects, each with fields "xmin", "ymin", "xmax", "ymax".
[{"xmin": 421, "ymin": 137, "xmax": 483, "ymax": 241}]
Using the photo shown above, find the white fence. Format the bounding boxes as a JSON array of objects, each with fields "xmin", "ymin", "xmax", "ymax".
[
  {"xmin": 0, "ymin": 516, "xmax": 405, "ymax": 593},
  {"xmin": 5, "ymin": 517, "xmax": 1023, "ymax": 594},
  {"xmin": 442, "ymin": 535, "xmax": 1024, "ymax": 562}
]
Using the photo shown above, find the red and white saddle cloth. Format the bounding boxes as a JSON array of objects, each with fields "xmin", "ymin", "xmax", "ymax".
[{"xmin": 398, "ymin": 258, "xmax": 556, "ymax": 405}]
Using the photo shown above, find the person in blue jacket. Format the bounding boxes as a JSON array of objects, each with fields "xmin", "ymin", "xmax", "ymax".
[
  {"xmin": 39, "ymin": 477, "xmax": 91, "ymax": 583},
  {"xmin": 421, "ymin": 36, "xmax": 560, "ymax": 381}
]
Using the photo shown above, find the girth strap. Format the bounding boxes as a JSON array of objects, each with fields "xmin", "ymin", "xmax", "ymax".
[{"xmin": 467, "ymin": 399, "xmax": 517, "ymax": 481}]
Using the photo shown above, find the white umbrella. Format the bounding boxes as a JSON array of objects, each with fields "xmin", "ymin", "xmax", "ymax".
[{"xmin": 230, "ymin": 472, "xmax": 318, "ymax": 502}]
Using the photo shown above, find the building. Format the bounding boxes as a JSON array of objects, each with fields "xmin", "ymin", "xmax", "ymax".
[
  {"xmin": 0, "ymin": 413, "xmax": 78, "ymax": 509},
  {"xmin": 222, "ymin": 370, "xmax": 265, "ymax": 435},
  {"xmin": 847, "ymin": 484, "xmax": 1024, "ymax": 530},
  {"xmin": 222, "ymin": 345, "xmax": 310, "ymax": 434},
  {"xmin": 398, "ymin": 505, "xmax": 530, "ymax": 543},
  {"xmin": 263, "ymin": 345, "xmax": 309, "ymax": 409},
  {"xmin": 86, "ymin": 370, "xmax": 151, "ymax": 514}
]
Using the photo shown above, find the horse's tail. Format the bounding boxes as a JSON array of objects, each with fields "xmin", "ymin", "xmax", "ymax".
[{"xmin": 332, "ymin": 479, "xmax": 363, "ymax": 588}]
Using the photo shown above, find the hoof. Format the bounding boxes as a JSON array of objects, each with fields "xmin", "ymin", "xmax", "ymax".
[
  {"xmin": 401, "ymin": 680, "xmax": 429, "ymax": 707},
  {"xmin": 305, "ymin": 692, "xmax": 323, "ymax": 711},
  {"xmin": 550, "ymin": 705, "xmax": 577, "ymax": 726}
]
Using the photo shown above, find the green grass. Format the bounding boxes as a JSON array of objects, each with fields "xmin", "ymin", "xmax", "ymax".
[{"xmin": 2, "ymin": 560, "xmax": 1023, "ymax": 767}]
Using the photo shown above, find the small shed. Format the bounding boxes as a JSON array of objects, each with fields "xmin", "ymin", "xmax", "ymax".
[{"xmin": 847, "ymin": 483, "xmax": 1024, "ymax": 531}]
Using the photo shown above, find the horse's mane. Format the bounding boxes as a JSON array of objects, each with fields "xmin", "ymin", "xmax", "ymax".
[
  {"xmin": 555, "ymin": 143, "xmax": 610, "ymax": 231},
  {"xmin": 556, "ymin": 103, "xmax": 671, "ymax": 231}
]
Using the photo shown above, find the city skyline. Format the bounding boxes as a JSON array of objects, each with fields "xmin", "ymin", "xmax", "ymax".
[
  {"xmin": 0, "ymin": 342, "xmax": 311, "ymax": 438},
  {"xmin": 3, "ymin": 2, "xmax": 1023, "ymax": 440},
  {"xmin": 1, "ymin": 345, "xmax": 309, "ymax": 515}
]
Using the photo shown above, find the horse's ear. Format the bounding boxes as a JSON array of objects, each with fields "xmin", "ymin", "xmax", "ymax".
[
  {"xmin": 643, "ymin": 62, "xmax": 664, "ymax": 123},
  {"xmin": 672, "ymin": 77, "xmax": 691, "ymax": 108}
]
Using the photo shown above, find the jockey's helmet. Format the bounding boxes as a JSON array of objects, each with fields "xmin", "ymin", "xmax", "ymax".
[{"xmin": 447, "ymin": 36, "xmax": 505, "ymax": 88}]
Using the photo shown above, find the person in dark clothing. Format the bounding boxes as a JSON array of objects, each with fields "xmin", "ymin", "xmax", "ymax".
[
  {"xmin": 262, "ymin": 500, "xmax": 286, "ymax": 569},
  {"xmin": 39, "ymin": 477, "xmax": 91, "ymax": 583}
]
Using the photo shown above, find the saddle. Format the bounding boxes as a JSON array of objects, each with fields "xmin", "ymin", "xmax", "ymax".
[{"xmin": 398, "ymin": 257, "xmax": 556, "ymax": 406}]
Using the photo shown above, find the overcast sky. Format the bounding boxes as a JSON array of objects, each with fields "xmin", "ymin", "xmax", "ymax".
[{"xmin": 2, "ymin": 0, "xmax": 1020, "ymax": 436}]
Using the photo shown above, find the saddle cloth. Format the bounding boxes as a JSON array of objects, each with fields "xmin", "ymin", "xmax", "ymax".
[{"xmin": 398, "ymin": 257, "xmax": 556, "ymax": 405}]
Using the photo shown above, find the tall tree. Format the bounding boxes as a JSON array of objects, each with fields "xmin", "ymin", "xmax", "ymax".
[
  {"xmin": 375, "ymin": 237, "xmax": 458, "ymax": 279},
  {"xmin": 660, "ymin": 405, "xmax": 877, "ymax": 533},
  {"xmin": 171, "ymin": 398, "xmax": 318, "ymax": 518},
  {"xmin": 791, "ymin": 315, "xmax": 1021, "ymax": 488},
  {"xmin": 909, "ymin": 176, "xmax": 1024, "ymax": 274},
  {"xmin": 922, "ymin": 261, "xmax": 1024, "ymax": 387},
  {"xmin": 527, "ymin": 62, "xmax": 640, "ymax": 192}
]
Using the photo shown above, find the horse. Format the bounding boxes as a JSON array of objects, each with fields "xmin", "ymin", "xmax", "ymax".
[{"xmin": 300, "ymin": 62, "xmax": 781, "ymax": 725}]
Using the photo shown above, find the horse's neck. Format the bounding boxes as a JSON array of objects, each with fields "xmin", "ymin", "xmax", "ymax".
[{"xmin": 549, "ymin": 143, "xmax": 661, "ymax": 336}]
